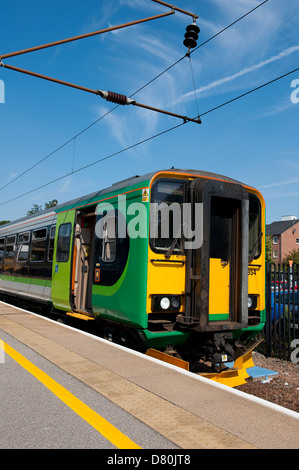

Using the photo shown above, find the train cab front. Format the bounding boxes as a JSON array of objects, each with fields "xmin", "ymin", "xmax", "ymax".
[{"xmin": 146, "ymin": 171, "xmax": 265, "ymax": 369}]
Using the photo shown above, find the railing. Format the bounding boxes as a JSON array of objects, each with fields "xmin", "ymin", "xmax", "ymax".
[{"xmin": 263, "ymin": 262, "xmax": 299, "ymax": 360}]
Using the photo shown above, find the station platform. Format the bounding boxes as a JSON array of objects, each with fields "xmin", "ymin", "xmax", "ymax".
[{"xmin": 0, "ymin": 301, "xmax": 298, "ymax": 450}]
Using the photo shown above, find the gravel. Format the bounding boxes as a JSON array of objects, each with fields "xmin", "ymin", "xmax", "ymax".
[{"xmin": 236, "ymin": 352, "xmax": 299, "ymax": 413}]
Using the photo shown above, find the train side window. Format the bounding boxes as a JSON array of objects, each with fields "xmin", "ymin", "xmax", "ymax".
[
  {"xmin": 48, "ymin": 225, "xmax": 56, "ymax": 261},
  {"xmin": 150, "ymin": 179, "xmax": 185, "ymax": 253},
  {"xmin": 5, "ymin": 235, "xmax": 16, "ymax": 260},
  {"xmin": 17, "ymin": 231, "xmax": 30, "ymax": 262},
  {"xmin": 94, "ymin": 209, "xmax": 129, "ymax": 286},
  {"xmin": 31, "ymin": 228, "xmax": 47, "ymax": 262},
  {"xmin": 0, "ymin": 237, "xmax": 5, "ymax": 261},
  {"xmin": 56, "ymin": 223, "xmax": 72, "ymax": 262},
  {"xmin": 102, "ymin": 216, "xmax": 116, "ymax": 262},
  {"xmin": 249, "ymin": 194, "xmax": 262, "ymax": 260},
  {"xmin": 18, "ymin": 232, "xmax": 30, "ymax": 243}
]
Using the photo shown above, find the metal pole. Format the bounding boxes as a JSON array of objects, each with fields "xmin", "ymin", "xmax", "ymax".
[
  {"xmin": 152, "ymin": 0, "xmax": 198, "ymax": 19},
  {"xmin": 98, "ymin": 89, "xmax": 201, "ymax": 123},
  {"xmin": 132, "ymin": 100, "xmax": 201, "ymax": 123},
  {"xmin": 0, "ymin": 11, "xmax": 174, "ymax": 60},
  {"xmin": 1, "ymin": 63, "xmax": 201, "ymax": 123},
  {"xmin": 265, "ymin": 261, "xmax": 271, "ymax": 357},
  {"xmin": 1, "ymin": 62, "xmax": 99, "ymax": 95}
]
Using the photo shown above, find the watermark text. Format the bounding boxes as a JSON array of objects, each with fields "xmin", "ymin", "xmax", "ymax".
[
  {"xmin": 0, "ymin": 79, "xmax": 5, "ymax": 103},
  {"xmin": 95, "ymin": 196, "xmax": 203, "ymax": 250},
  {"xmin": 290, "ymin": 79, "xmax": 299, "ymax": 104}
]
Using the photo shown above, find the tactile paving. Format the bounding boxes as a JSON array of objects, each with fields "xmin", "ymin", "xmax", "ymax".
[{"xmin": 0, "ymin": 305, "xmax": 254, "ymax": 449}]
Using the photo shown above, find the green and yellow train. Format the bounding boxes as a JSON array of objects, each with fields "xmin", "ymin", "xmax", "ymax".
[{"xmin": 0, "ymin": 169, "xmax": 265, "ymax": 382}]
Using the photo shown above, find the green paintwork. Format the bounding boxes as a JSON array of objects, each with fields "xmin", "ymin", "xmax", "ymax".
[
  {"xmin": 139, "ymin": 329, "xmax": 190, "ymax": 349},
  {"xmin": 54, "ymin": 179, "xmax": 150, "ymax": 215},
  {"xmin": 51, "ymin": 209, "xmax": 76, "ymax": 311},
  {"xmin": 209, "ymin": 314, "xmax": 229, "ymax": 321},
  {"xmin": 0, "ymin": 274, "xmax": 51, "ymax": 287},
  {"xmin": 232, "ymin": 311, "xmax": 265, "ymax": 340},
  {"xmin": 92, "ymin": 185, "xmax": 150, "ymax": 330},
  {"xmin": 48, "ymin": 175, "xmax": 265, "ymax": 349}
]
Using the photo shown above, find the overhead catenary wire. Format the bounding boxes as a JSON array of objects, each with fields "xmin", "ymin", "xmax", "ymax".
[
  {"xmin": 199, "ymin": 65, "xmax": 299, "ymax": 118},
  {"xmin": 130, "ymin": 0, "xmax": 269, "ymax": 98},
  {"xmin": 0, "ymin": 62, "xmax": 201, "ymax": 124},
  {"xmin": 0, "ymin": 104, "xmax": 121, "ymax": 192},
  {"xmin": 0, "ymin": 3, "xmax": 200, "ymax": 126},
  {"xmin": 187, "ymin": 54, "xmax": 200, "ymax": 120},
  {"xmin": 0, "ymin": 0, "xmax": 199, "ymax": 61},
  {"xmin": 1, "ymin": 64, "xmax": 298, "ymax": 208},
  {"xmin": 191, "ymin": 0, "xmax": 269, "ymax": 55},
  {"xmin": 0, "ymin": 121, "xmax": 186, "ymax": 207},
  {"xmin": 0, "ymin": 0, "xmax": 270, "ymax": 194}
]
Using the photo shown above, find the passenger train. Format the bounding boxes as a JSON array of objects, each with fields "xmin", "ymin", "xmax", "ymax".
[{"xmin": 0, "ymin": 169, "xmax": 265, "ymax": 372}]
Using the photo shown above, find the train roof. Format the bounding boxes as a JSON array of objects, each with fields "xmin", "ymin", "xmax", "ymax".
[{"xmin": 1, "ymin": 168, "xmax": 247, "ymax": 230}]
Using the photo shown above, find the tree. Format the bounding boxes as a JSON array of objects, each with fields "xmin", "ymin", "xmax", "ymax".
[
  {"xmin": 265, "ymin": 235, "xmax": 274, "ymax": 263},
  {"xmin": 27, "ymin": 204, "xmax": 42, "ymax": 215},
  {"xmin": 0, "ymin": 220, "xmax": 10, "ymax": 225},
  {"xmin": 27, "ymin": 200, "xmax": 58, "ymax": 216},
  {"xmin": 44, "ymin": 200, "xmax": 58, "ymax": 210},
  {"xmin": 282, "ymin": 248, "xmax": 299, "ymax": 265}
]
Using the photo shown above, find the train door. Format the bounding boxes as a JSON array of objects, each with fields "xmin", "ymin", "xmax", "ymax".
[
  {"xmin": 186, "ymin": 178, "xmax": 249, "ymax": 330},
  {"xmin": 51, "ymin": 211, "xmax": 76, "ymax": 311},
  {"xmin": 209, "ymin": 196, "xmax": 241, "ymax": 321},
  {"xmin": 71, "ymin": 210, "xmax": 96, "ymax": 315}
]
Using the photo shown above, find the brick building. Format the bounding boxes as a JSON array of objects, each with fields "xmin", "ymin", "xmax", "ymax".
[{"xmin": 266, "ymin": 216, "xmax": 299, "ymax": 264}]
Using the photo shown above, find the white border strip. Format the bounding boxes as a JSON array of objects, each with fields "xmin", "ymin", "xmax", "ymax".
[
  {"xmin": 0, "ymin": 212, "xmax": 56, "ymax": 235},
  {"xmin": 1, "ymin": 300, "xmax": 298, "ymax": 420}
]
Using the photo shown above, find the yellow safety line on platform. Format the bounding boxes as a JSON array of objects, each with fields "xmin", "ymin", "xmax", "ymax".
[{"xmin": 0, "ymin": 339, "xmax": 141, "ymax": 449}]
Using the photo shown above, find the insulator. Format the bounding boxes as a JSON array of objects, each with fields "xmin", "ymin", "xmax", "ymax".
[
  {"xmin": 107, "ymin": 91, "xmax": 128, "ymax": 105},
  {"xmin": 183, "ymin": 23, "xmax": 200, "ymax": 49},
  {"xmin": 97, "ymin": 89, "xmax": 136, "ymax": 105}
]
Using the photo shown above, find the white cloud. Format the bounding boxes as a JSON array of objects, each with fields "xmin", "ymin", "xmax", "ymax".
[
  {"xmin": 175, "ymin": 45, "xmax": 299, "ymax": 103},
  {"xmin": 56, "ymin": 175, "xmax": 72, "ymax": 194},
  {"xmin": 236, "ymin": 99, "xmax": 294, "ymax": 122},
  {"xmin": 259, "ymin": 176, "xmax": 299, "ymax": 189},
  {"xmin": 8, "ymin": 172, "xmax": 18, "ymax": 181}
]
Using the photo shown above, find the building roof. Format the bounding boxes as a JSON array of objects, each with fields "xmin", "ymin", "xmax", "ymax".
[{"xmin": 266, "ymin": 219, "xmax": 299, "ymax": 236}]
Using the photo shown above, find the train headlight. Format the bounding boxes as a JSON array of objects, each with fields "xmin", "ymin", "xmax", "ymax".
[
  {"xmin": 160, "ymin": 297, "xmax": 170, "ymax": 310},
  {"xmin": 248, "ymin": 297, "xmax": 253, "ymax": 309},
  {"xmin": 170, "ymin": 297, "xmax": 180, "ymax": 309},
  {"xmin": 152, "ymin": 295, "xmax": 181, "ymax": 312}
]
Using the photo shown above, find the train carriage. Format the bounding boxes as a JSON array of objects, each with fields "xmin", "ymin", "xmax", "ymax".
[{"xmin": 0, "ymin": 169, "xmax": 266, "ymax": 379}]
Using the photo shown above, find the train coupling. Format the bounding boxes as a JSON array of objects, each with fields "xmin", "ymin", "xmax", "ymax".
[
  {"xmin": 197, "ymin": 338, "xmax": 264, "ymax": 387},
  {"xmin": 145, "ymin": 338, "xmax": 263, "ymax": 388}
]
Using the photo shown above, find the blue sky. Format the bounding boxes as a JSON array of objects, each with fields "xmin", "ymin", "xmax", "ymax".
[{"xmin": 0, "ymin": 0, "xmax": 298, "ymax": 224}]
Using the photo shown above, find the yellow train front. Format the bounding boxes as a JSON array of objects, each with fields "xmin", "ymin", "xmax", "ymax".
[{"xmin": 143, "ymin": 169, "xmax": 265, "ymax": 376}]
